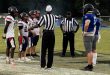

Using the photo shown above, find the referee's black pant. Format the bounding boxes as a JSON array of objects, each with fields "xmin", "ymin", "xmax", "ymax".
[
  {"xmin": 41, "ymin": 30, "xmax": 55, "ymax": 68},
  {"xmin": 62, "ymin": 32, "xmax": 75, "ymax": 57}
]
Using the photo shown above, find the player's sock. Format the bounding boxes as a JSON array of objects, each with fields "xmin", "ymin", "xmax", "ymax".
[
  {"xmin": 10, "ymin": 58, "xmax": 15, "ymax": 65},
  {"xmin": 17, "ymin": 58, "xmax": 25, "ymax": 62},
  {"xmin": 21, "ymin": 57, "xmax": 25, "ymax": 61},
  {"xmin": 93, "ymin": 53, "xmax": 97, "ymax": 66},
  {"xmin": 6, "ymin": 57, "xmax": 10, "ymax": 64},
  {"xmin": 25, "ymin": 57, "xmax": 31, "ymax": 62}
]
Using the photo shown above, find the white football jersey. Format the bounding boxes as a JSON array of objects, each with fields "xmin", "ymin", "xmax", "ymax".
[
  {"xmin": 5, "ymin": 15, "xmax": 15, "ymax": 38},
  {"xmin": 29, "ymin": 18, "xmax": 40, "ymax": 35},
  {"xmin": 18, "ymin": 21, "xmax": 29, "ymax": 37},
  {"xmin": 28, "ymin": 18, "xmax": 36, "ymax": 28}
]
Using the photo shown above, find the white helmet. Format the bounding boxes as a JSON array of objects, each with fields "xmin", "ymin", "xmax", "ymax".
[{"xmin": 46, "ymin": 5, "xmax": 52, "ymax": 12}]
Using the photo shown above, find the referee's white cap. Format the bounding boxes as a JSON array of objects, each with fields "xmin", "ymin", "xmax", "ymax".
[{"xmin": 46, "ymin": 5, "xmax": 52, "ymax": 12}]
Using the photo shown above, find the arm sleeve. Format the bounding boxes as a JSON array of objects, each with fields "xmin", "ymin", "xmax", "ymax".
[
  {"xmin": 61, "ymin": 19, "xmax": 64, "ymax": 25},
  {"xmin": 55, "ymin": 15, "xmax": 62, "ymax": 19},
  {"xmin": 37, "ymin": 16, "xmax": 44, "ymax": 27},
  {"xmin": 73, "ymin": 18, "xmax": 79, "ymax": 33},
  {"xmin": 73, "ymin": 18, "xmax": 79, "ymax": 25},
  {"xmin": 96, "ymin": 19, "xmax": 101, "ymax": 31}
]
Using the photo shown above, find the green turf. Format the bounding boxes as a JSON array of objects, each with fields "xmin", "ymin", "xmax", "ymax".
[{"xmin": 0, "ymin": 26, "xmax": 110, "ymax": 74}]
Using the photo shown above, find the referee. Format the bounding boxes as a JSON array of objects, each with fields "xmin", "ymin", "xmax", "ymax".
[
  {"xmin": 60, "ymin": 11, "xmax": 79, "ymax": 57},
  {"xmin": 33, "ymin": 5, "xmax": 61, "ymax": 69}
]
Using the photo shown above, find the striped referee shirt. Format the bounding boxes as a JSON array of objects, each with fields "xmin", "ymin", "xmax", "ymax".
[
  {"xmin": 37, "ymin": 13, "xmax": 59, "ymax": 30},
  {"xmin": 61, "ymin": 18, "xmax": 79, "ymax": 32}
]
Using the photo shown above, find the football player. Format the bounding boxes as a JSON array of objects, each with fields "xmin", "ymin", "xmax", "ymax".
[
  {"xmin": 26, "ymin": 10, "xmax": 36, "ymax": 59},
  {"xmin": 18, "ymin": 12, "xmax": 31, "ymax": 62},
  {"xmin": 82, "ymin": 4, "xmax": 96, "ymax": 71},
  {"xmin": 2, "ymin": 6, "xmax": 18, "ymax": 65},
  {"xmin": 31, "ymin": 10, "xmax": 41, "ymax": 57}
]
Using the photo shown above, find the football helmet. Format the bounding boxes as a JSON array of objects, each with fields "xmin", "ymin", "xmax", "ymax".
[
  {"xmin": 83, "ymin": 4, "xmax": 94, "ymax": 14},
  {"xmin": 29, "ymin": 10, "xmax": 36, "ymax": 15},
  {"xmin": 8, "ymin": 6, "xmax": 18, "ymax": 14},
  {"xmin": 20, "ymin": 12, "xmax": 28, "ymax": 19}
]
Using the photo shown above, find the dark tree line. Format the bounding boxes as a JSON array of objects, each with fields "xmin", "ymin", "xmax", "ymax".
[{"xmin": 0, "ymin": 0, "xmax": 110, "ymax": 16}]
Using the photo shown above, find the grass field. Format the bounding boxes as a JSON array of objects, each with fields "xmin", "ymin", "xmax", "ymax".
[{"xmin": 0, "ymin": 26, "xmax": 110, "ymax": 74}]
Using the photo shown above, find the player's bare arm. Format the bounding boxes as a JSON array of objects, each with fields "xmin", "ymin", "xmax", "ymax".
[
  {"xmin": 84, "ymin": 19, "xmax": 90, "ymax": 32},
  {"xmin": 2, "ymin": 21, "xmax": 11, "ymax": 39},
  {"xmin": 18, "ymin": 26, "xmax": 23, "ymax": 36}
]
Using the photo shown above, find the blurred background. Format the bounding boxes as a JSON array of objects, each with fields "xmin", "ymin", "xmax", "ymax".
[{"xmin": 0, "ymin": 0, "xmax": 110, "ymax": 17}]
